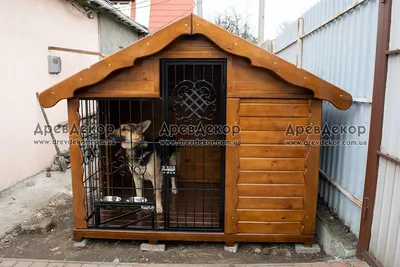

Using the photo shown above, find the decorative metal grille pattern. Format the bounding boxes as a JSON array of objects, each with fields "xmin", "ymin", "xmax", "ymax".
[{"xmin": 173, "ymin": 80, "xmax": 217, "ymax": 124}]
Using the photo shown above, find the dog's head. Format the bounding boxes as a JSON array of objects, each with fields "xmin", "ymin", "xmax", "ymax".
[{"xmin": 109, "ymin": 120, "xmax": 151, "ymax": 149}]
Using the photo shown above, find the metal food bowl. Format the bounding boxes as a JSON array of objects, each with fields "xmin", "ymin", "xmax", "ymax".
[
  {"xmin": 125, "ymin": 196, "xmax": 148, "ymax": 203},
  {"xmin": 103, "ymin": 196, "xmax": 122, "ymax": 202}
]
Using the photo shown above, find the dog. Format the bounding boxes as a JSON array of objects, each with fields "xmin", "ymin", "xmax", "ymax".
[{"xmin": 109, "ymin": 120, "xmax": 179, "ymax": 214}]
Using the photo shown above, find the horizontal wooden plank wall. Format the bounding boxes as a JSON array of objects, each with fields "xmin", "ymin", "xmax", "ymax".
[
  {"xmin": 75, "ymin": 57, "xmax": 159, "ymax": 98},
  {"xmin": 235, "ymin": 99, "xmax": 312, "ymax": 235},
  {"xmin": 177, "ymin": 146, "xmax": 221, "ymax": 183},
  {"xmin": 229, "ymin": 56, "xmax": 313, "ymax": 98},
  {"xmin": 158, "ymin": 35, "xmax": 228, "ymax": 59}
]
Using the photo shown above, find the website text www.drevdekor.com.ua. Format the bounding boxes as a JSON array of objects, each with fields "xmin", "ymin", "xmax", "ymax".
[
  {"xmin": 33, "ymin": 138, "xmax": 242, "ymax": 147},
  {"xmin": 285, "ymin": 139, "xmax": 367, "ymax": 147}
]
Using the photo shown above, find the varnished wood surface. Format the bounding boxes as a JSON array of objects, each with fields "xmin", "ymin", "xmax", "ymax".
[
  {"xmin": 239, "ymin": 117, "xmax": 308, "ymax": 131},
  {"xmin": 177, "ymin": 146, "xmax": 221, "ymax": 183},
  {"xmin": 238, "ymin": 102, "xmax": 310, "ymax": 117},
  {"xmin": 238, "ymin": 171, "xmax": 305, "ymax": 184},
  {"xmin": 68, "ymin": 98, "xmax": 87, "ymax": 229},
  {"xmin": 230, "ymin": 61, "xmax": 312, "ymax": 96},
  {"xmin": 159, "ymin": 36, "xmax": 229, "ymax": 60},
  {"xmin": 224, "ymin": 98, "xmax": 240, "ymax": 234},
  {"xmin": 238, "ymin": 184, "xmax": 305, "ymax": 197},
  {"xmin": 302, "ymin": 100, "xmax": 322, "ymax": 234},
  {"xmin": 38, "ymin": 14, "xmax": 352, "ymax": 110},
  {"xmin": 238, "ymin": 146, "xmax": 308, "ymax": 158},
  {"xmin": 233, "ymin": 98, "xmax": 317, "ymax": 236},
  {"xmin": 239, "ymin": 131, "xmax": 307, "ymax": 144},
  {"xmin": 237, "ymin": 197, "xmax": 304, "ymax": 210},
  {"xmin": 239, "ymin": 158, "xmax": 306, "ymax": 171},
  {"xmin": 237, "ymin": 222, "xmax": 303, "ymax": 234},
  {"xmin": 231, "ymin": 76, "xmax": 310, "ymax": 95},
  {"xmin": 237, "ymin": 210, "xmax": 304, "ymax": 222},
  {"xmin": 73, "ymin": 228, "xmax": 314, "ymax": 243},
  {"xmin": 75, "ymin": 57, "xmax": 158, "ymax": 98}
]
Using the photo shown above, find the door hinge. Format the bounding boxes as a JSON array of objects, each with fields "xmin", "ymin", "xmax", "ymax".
[{"xmin": 362, "ymin": 197, "xmax": 370, "ymax": 220}]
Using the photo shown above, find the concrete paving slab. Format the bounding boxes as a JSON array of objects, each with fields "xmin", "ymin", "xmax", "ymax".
[
  {"xmin": 139, "ymin": 243, "xmax": 166, "ymax": 252},
  {"xmin": 30, "ymin": 262, "xmax": 49, "ymax": 267},
  {"xmin": 0, "ymin": 261, "xmax": 17, "ymax": 267},
  {"xmin": 224, "ymin": 243, "xmax": 239, "ymax": 253},
  {"xmin": 0, "ymin": 259, "xmax": 370, "ymax": 267},
  {"xmin": 73, "ymin": 239, "xmax": 89, "ymax": 248},
  {"xmin": 13, "ymin": 262, "xmax": 33, "ymax": 267},
  {"xmin": 295, "ymin": 244, "xmax": 321, "ymax": 254},
  {"xmin": 0, "ymin": 170, "xmax": 71, "ymax": 238}
]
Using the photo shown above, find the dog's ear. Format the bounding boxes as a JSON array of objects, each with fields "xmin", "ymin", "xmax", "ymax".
[{"xmin": 137, "ymin": 120, "xmax": 151, "ymax": 133}]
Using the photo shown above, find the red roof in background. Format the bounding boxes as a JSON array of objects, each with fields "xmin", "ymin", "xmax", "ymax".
[{"xmin": 149, "ymin": 0, "xmax": 194, "ymax": 32}]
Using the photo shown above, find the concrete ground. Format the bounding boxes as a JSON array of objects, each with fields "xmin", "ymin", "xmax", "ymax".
[
  {"xmin": 0, "ymin": 170, "xmax": 71, "ymax": 239},
  {"xmin": 0, "ymin": 171, "xmax": 368, "ymax": 266},
  {"xmin": 0, "ymin": 258, "xmax": 368, "ymax": 267}
]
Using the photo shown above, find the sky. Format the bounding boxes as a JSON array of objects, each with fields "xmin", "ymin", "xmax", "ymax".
[{"xmin": 201, "ymin": 0, "xmax": 320, "ymax": 40}]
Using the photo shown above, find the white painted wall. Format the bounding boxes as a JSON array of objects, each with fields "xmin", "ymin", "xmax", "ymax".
[
  {"xmin": 135, "ymin": 1, "xmax": 151, "ymax": 29},
  {"xmin": 0, "ymin": 0, "xmax": 99, "ymax": 191}
]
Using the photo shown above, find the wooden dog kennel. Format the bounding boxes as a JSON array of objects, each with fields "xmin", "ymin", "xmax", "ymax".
[{"xmin": 38, "ymin": 14, "xmax": 352, "ymax": 246}]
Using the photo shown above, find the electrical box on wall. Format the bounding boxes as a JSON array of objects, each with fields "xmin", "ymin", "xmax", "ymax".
[{"xmin": 48, "ymin": 55, "xmax": 61, "ymax": 74}]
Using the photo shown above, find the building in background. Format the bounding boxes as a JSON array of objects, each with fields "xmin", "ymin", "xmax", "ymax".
[
  {"xmin": 110, "ymin": 0, "xmax": 194, "ymax": 32},
  {"xmin": 0, "ymin": 0, "xmax": 147, "ymax": 192}
]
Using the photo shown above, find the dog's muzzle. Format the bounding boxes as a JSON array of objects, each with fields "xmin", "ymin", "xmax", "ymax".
[{"xmin": 108, "ymin": 133, "xmax": 126, "ymax": 142}]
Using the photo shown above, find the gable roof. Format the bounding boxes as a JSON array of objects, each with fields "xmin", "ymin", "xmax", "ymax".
[{"xmin": 38, "ymin": 14, "xmax": 352, "ymax": 110}]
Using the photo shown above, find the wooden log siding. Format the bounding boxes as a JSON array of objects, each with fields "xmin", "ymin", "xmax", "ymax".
[
  {"xmin": 235, "ymin": 99, "xmax": 321, "ymax": 235},
  {"xmin": 75, "ymin": 57, "xmax": 159, "ymax": 99}
]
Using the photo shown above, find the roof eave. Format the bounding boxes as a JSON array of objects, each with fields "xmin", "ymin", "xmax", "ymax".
[
  {"xmin": 38, "ymin": 14, "xmax": 352, "ymax": 110},
  {"xmin": 77, "ymin": 0, "xmax": 149, "ymax": 34}
]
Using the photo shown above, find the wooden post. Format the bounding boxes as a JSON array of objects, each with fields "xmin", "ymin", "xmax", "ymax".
[
  {"xmin": 302, "ymin": 99, "xmax": 322, "ymax": 236},
  {"xmin": 296, "ymin": 18, "xmax": 304, "ymax": 68},
  {"xmin": 224, "ymin": 98, "xmax": 240, "ymax": 234},
  {"xmin": 68, "ymin": 98, "xmax": 87, "ymax": 229},
  {"xmin": 357, "ymin": 0, "xmax": 393, "ymax": 261},
  {"xmin": 258, "ymin": 0, "xmax": 265, "ymax": 44}
]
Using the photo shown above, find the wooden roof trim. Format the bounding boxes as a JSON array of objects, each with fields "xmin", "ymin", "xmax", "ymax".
[
  {"xmin": 38, "ymin": 15, "xmax": 192, "ymax": 108},
  {"xmin": 191, "ymin": 15, "xmax": 352, "ymax": 110},
  {"xmin": 39, "ymin": 14, "xmax": 352, "ymax": 110}
]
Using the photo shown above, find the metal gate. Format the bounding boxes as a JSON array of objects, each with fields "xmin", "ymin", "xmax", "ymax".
[
  {"xmin": 161, "ymin": 59, "xmax": 226, "ymax": 231},
  {"xmin": 79, "ymin": 59, "xmax": 226, "ymax": 231}
]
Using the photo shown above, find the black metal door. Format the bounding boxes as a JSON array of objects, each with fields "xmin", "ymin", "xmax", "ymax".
[{"xmin": 161, "ymin": 59, "xmax": 226, "ymax": 231}]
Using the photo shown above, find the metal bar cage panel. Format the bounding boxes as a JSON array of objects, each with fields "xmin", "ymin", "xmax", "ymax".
[{"xmin": 78, "ymin": 59, "xmax": 226, "ymax": 232}]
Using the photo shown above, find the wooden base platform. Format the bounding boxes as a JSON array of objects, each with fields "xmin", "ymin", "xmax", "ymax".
[
  {"xmin": 73, "ymin": 228, "xmax": 314, "ymax": 244},
  {"xmin": 81, "ymin": 181, "xmax": 314, "ymax": 245}
]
